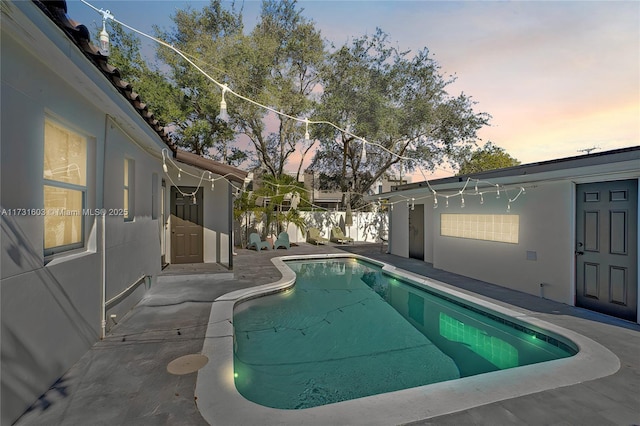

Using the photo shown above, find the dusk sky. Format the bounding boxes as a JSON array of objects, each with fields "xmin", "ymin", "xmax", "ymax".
[{"xmin": 69, "ymin": 0, "xmax": 639, "ymax": 178}]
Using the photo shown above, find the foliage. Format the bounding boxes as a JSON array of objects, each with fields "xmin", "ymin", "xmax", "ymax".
[
  {"xmin": 235, "ymin": 174, "xmax": 307, "ymax": 238},
  {"xmin": 230, "ymin": 0, "xmax": 325, "ymax": 179},
  {"xmin": 311, "ymin": 29, "xmax": 491, "ymax": 208},
  {"xmin": 456, "ymin": 142, "xmax": 521, "ymax": 175},
  {"xmin": 153, "ymin": 1, "xmax": 245, "ymax": 162},
  {"xmin": 107, "ymin": 1, "xmax": 492, "ymax": 201}
]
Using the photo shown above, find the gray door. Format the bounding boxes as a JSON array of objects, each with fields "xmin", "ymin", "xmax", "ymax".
[
  {"xmin": 171, "ymin": 187, "xmax": 204, "ymax": 264},
  {"xmin": 576, "ymin": 180, "xmax": 637, "ymax": 321},
  {"xmin": 409, "ymin": 204, "xmax": 424, "ymax": 260}
]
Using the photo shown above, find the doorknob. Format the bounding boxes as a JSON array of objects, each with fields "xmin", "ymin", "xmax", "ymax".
[{"xmin": 575, "ymin": 251, "xmax": 584, "ymax": 256}]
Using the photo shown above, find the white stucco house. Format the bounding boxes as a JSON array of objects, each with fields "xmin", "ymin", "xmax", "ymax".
[
  {"xmin": 1, "ymin": 1, "xmax": 246, "ymax": 423},
  {"xmin": 380, "ymin": 147, "xmax": 639, "ymax": 324}
]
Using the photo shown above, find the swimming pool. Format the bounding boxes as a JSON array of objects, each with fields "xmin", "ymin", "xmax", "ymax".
[
  {"xmin": 196, "ymin": 254, "xmax": 620, "ymax": 425},
  {"xmin": 233, "ymin": 258, "xmax": 575, "ymax": 409}
]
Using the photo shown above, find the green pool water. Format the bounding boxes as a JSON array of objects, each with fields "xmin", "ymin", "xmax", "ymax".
[{"xmin": 233, "ymin": 258, "xmax": 575, "ymax": 410}]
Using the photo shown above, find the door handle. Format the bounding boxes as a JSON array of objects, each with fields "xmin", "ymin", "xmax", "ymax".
[{"xmin": 575, "ymin": 251, "xmax": 584, "ymax": 256}]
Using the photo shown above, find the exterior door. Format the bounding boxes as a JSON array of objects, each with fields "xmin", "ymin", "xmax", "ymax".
[
  {"xmin": 409, "ymin": 204, "xmax": 424, "ymax": 260},
  {"xmin": 170, "ymin": 187, "xmax": 203, "ymax": 264},
  {"xmin": 576, "ymin": 180, "xmax": 637, "ymax": 321}
]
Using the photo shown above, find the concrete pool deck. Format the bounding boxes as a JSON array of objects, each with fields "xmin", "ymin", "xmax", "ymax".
[{"xmin": 15, "ymin": 243, "xmax": 640, "ymax": 425}]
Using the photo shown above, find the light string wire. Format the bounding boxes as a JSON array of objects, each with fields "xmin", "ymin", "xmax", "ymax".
[
  {"xmin": 161, "ymin": 148, "xmax": 247, "ymax": 199},
  {"xmin": 81, "ymin": 1, "xmax": 526, "ymax": 212}
]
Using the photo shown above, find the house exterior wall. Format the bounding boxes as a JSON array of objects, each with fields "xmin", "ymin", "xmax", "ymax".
[
  {"xmin": 1, "ymin": 13, "xmax": 162, "ymax": 424},
  {"xmin": 164, "ymin": 171, "xmax": 233, "ymax": 265},
  {"xmin": 432, "ymin": 181, "xmax": 574, "ymax": 304},
  {"xmin": 390, "ymin": 204, "xmax": 410, "ymax": 258},
  {"xmin": 386, "ymin": 160, "xmax": 639, "ymax": 325}
]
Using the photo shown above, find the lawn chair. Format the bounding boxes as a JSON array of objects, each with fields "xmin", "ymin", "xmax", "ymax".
[
  {"xmin": 330, "ymin": 226, "xmax": 354, "ymax": 244},
  {"xmin": 248, "ymin": 232, "xmax": 271, "ymax": 251},
  {"xmin": 307, "ymin": 227, "xmax": 328, "ymax": 245},
  {"xmin": 274, "ymin": 232, "xmax": 290, "ymax": 249}
]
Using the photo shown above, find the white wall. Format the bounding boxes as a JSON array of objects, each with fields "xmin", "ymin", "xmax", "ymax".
[
  {"xmin": 432, "ymin": 182, "xmax": 573, "ymax": 303},
  {"xmin": 164, "ymin": 170, "xmax": 233, "ymax": 265},
  {"xmin": 1, "ymin": 21, "xmax": 164, "ymax": 424}
]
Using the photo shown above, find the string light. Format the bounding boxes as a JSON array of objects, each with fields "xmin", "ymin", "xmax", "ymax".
[
  {"xmin": 80, "ymin": 1, "xmax": 529, "ymax": 219},
  {"xmin": 219, "ymin": 84, "xmax": 229, "ymax": 122},
  {"xmin": 98, "ymin": 9, "xmax": 113, "ymax": 56},
  {"xmin": 304, "ymin": 118, "xmax": 310, "ymax": 141}
]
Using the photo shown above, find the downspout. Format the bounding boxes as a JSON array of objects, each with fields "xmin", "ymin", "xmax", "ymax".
[
  {"xmin": 100, "ymin": 116, "xmax": 110, "ymax": 339},
  {"xmin": 100, "ymin": 211, "xmax": 106, "ymax": 339},
  {"xmin": 228, "ymin": 181, "xmax": 234, "ymax": 268}
]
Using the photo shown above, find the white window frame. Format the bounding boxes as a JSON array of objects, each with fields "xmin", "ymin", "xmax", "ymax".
[{"xmin": 43, "ymin": 119, "xmax": 87, "ymax": 256}]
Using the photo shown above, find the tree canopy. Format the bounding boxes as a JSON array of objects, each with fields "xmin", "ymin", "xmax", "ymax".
[
  {"xmin": 456, "ymin": 142, "xmax": 521, "ymax": 175},
  {"xmin": 106, "ymin": 0, "xmax": 492, "ymax": 207}
]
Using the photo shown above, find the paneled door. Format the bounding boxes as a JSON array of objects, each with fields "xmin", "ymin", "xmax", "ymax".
[
  {"xmin": 170, "ymin": 187, "xmax": 203, "ymax": 264},
  {"xmin": 576, "ymin": 180, "xmax": 637, "ymax": 321}
]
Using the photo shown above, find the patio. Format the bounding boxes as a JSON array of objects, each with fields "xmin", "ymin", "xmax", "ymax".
[{"xmin": 15, "ymin": 243, "xmax": 640, "ymax": 425}]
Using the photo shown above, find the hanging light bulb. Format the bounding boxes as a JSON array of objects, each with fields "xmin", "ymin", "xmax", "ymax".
[
  {"xmin": 507, "ymin": 202, "xmax": 511, "ymax": 212},
  {"xmin": 304, "ymin": 118, "xmax": 310, "ymax": 141},
  {"xmin": 98, "ymin": 10, "xmax": 113, "ymax": 56},
  {"xmin": 496, "ymin": 184, "xmax": 500, "ymax": 199},
  {"xmin": 474, "ymin": 181, "xmax": 479, "ymax": 194},
  {"xmin": 162, "ymin": 162, "xmax": 168, "ymax": 173},
  {"xmin": 433, "ymin": 197, "xmax": 438, "ymax": 209},
  {"xmin": 209, "ymin": 172, "xmax": 215, "ymax": 191},
  {"xmin": 390, "ymin": 203, "xmax": 394, "ymax": 211},
  {"xmin": 218, "ymin": 84, "xmax": 229, "ymax": 122},
  {"xmin": 521, "ymin": 187, "xmax": 526, "ymax": 194},
  {"xmin": 177, "ymin": 169, "xmax": 182, "ymax": 181},
  {"xmin": 411, "ymin": 198, "xmax": 415, "ymax": 211},
  {"xmin": 480, "ymin": 193, "xmax": 484, "ymax": 205},
  {"xmin": 460, "ymin": 194, "xmax": 465, "ymax": 208},
  {"xmin": 445, "ymin": 197, "xmax": 449, "ymax": 208},
  {"xmin": 361, "ymin": 140, "xmax": 367, "ymax": 163},
  {"xmin": 192, "ymin": 194, "xmax": 197, "ymax": 204}
]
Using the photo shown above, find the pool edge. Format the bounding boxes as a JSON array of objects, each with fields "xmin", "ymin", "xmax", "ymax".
[{"xmin": 195, "ymin": 254, "xmax": 621, "ymax": 426}]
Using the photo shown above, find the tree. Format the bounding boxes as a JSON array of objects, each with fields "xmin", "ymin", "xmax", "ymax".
[
  {"xmin": 154, "ymin": 1, "xmax": 246, "ymax": 162},
  {"xmin": 456, "ymin": 142, "xmax": 520, "ymax": 175},
  {"xmin": 311, "ymin": 29, "xmax": 491, "ymax": 208},
  {"xmin": 228, "ymin": 0, "xmax": 325, "ymax": 179},
  {"xmin": 101, "ymin": 22, "xmax": 181, "ymax": 125}
]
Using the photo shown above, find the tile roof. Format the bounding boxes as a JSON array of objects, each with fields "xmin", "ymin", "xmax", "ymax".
[{"xmin": 33, "ymin": 0, "xmax": 248, "ymax": 184}]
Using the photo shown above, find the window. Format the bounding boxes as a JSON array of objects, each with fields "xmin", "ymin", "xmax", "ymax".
[
  {"xmin": 124, "ymin": 158, "xmax": 134, "ymax": 221},
  {"xmin": 43, "ymin": 120, "xmax": 87, "ymax": 255},
  {"xmin": 440, "ymin": 214, "xmax": 519, "ymax": 244}
]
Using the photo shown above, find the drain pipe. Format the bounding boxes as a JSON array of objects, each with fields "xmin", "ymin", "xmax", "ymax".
[{"xmin": 100, "ymin": 210, "xmax": 107, "ymax": 339}]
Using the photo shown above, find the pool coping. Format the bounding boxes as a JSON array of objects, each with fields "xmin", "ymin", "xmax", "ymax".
[{"xmin": 195, "ymin": 253, "xmax": 620, "ymax": 426}]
